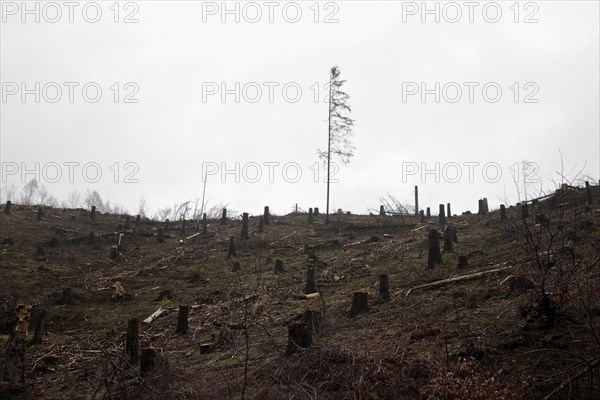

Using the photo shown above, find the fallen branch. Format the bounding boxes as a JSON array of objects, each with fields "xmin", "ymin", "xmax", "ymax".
[
  {"xmin": 405, "ymin": 265, "xmax": 513, "ymax": 296},
  {"xmin": 269, "ymin": 231, "xmax": 297, "ymax": 246},
  {"xmin": 143, "ymin": 307, "xmax": 168, "ymax": 324}
]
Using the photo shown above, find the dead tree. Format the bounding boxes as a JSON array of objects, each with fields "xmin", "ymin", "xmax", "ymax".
[
  {"xmin": 220, "ymin": 208, "xmax": 227, "ymax": 225},
  {"xmin": 438, "ymin": 204, "xmax": 447, "ymax": 225},
  {"xmin": 379, "ymin": 274, "xmax": 390, "ymax": 302},
  {"xmin": 227, "ymin": 237, "xmax": 236, "ymax": 258},
  {"xmin": 305, "ymin": 261, "xmax": 317, "ymax": 294},
  {"xmin": 274, "ymin": 259, "xmax": 284, "ymax": 273},
  {"xmin": 126, "ymin": 318, "xmax": 140, "ymax": 362},
  {"xmin": 427, "ymin": 229, "xmax": 443, "ymax": 268},
  {"xmin": 4, "ymin": 200, "xmax": 11, "ymax": 215},
  {"xmin": 140, "ymin": 348, "xmax": 157, "ymax": 375},
  {"xmin": 91, "ymin": 205, "xmax": 96, "ymax": 221},
  {"xmin": 500, "ymin": 204, "xmax": 507, "ymax": 221},
  {"xmin": 286, "ymin": 322, "xmax": 313, "ymax": 355},
  {"xmin": 443, "ymin": 227, "xmax": 453, "ymax": 252},
  {"xmin": 348, "ymin": 292, "xmax": 368, "ymax": 318},
  {"xmin": 263, "ymin": 206, "xmax": 270, "ymax": 225},
  {"xmin": 414, "ymin": 185, "xmax": 419, "ymax": 216},
  {"xmin": 241, "ymin": 213, "xmax": 249, "ymax": 240},
  {"xmin": 176, "ymin": 305, "xmax": 189, "ymax": 334}
]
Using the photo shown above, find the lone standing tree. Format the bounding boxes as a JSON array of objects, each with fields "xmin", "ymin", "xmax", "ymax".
[{"xmin": 318, "ymin": 65, "xmax": 355, "ymax": 223}]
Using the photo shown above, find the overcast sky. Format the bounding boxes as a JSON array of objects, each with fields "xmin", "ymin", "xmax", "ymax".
[{"xmin": 1, "ymin": 1, "xmax": 599, "ymax": 218}]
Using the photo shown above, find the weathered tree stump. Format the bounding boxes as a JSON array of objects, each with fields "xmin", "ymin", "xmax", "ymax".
[
  {"xmin": 305, "ymin": 262, "xmax": 317, "ymax": 294},
  {"xmin": 274, "ymin": 259, "xmax": 284, "ymax": 273},
  {"xmin": 30, "ymin": 306, "xmax": 47, "ymax": 345},
  {"xmin": 420, "ymin": 210, "xmax": 425, "ymax": 222},
  {"xmin": 220, "ymin": 208, "xmax": 227, "ymax": 225},
  {"xmin": 176, "ymin": 305, "xmax": 189, "ymax": 334},
  {"xmin": 457, "ymin": 255, "xmax": 469, "ymax": 268},
  {"xmin": 140, "ymin": 348, "xmax": 157, "ymax": 375},
  {"xmin": 59, "ymin": 288, "xmax": 75, "ymax": 305},
  {"xmin": 126, "ymin": 318, "xmax": 140, "ymax": 362},
  {"xmin": 314, "ymin": 207, "xmax": 319, "ymax": 216},
  {"xmin": 241, "ymin": 212, "xmax": 249, "ymax": 240},
  {"xmin": 379, "ymin": 274, "xmax": 390, "ymax": 302},
  {"xmin": 227, "ymin": 237, "xmax": 236, "ymax": 258},
  {"xmin": 427, "ymin": 229, "xmax": 443, "ymax": 268},
  {"xmin": 263, "ymin": 206, "xmax": 270, "ymax": 225},
  {"xmin": 258, "ymin": 216, "xmax": 263, "ymax": 233},
  {"xmin": 348, "ymin": 292, "xmax": 369, "ymax": 318},
  {"xmin": 157, "ymin": 227, "xmax": 164, "ymax": 243},
  {"xmin": 426, "ymin": 207, "xmax": 431, "ymax": 218},
  {"xmin": 91, "ymin": 205, "xmax": 96, "ymax": 221},
  {"xmin": 446, "ymin": 203, "xmax": 451, "ymax": 218},
  {"xmin": 414, "ymin": 185, "xmax": 419, "ymax": 216},
  {"xmin": 379, "ymin": 205, "xmax": 385, "ymax": 216},
  {"xmin": 308, "ymin": 208, "xmax": 313, "ymax": 224},
  {"xmin": 438, "ymin": 204, "xmax": 447, "ymax": 225},
  {"xmin": 443, "ymin": 227, "xmax": 453, "ymax": 252},
  {"xmin": 303, "ymin": 309, "xmax": 321, "ymax": 334},
  {"xmin": 232, "ymin": 262, "xmax": 241, "ymax": 272},
  {"xmin": 286, "ymin": 322, "xmax": 313, "ymax": 355},
  {"xmin": 4, "ymin": 200, "xmax": 11, "ymax": 215},
  {"xmin": 202, "ymin": 213, "xmax": 208, "ymax": 234},
  {"xmin": 36, "ymin": 207, "xmax": 43, "ymax": 221},
  {"xmin": 500, "ymin": 204, "xmax": 507, "ymax": 221}
]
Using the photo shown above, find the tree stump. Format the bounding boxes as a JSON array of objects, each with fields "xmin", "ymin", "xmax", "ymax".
[
  {"xmin": 427, "ymin": 229, "xmax": 443, "ymax": 268},
  {"xmin": 241, "ymin": 213, "xmax": 249, "ymax": 240},
  {"xmin": 286, "ymin": 322, "xmax": 313, "ymax": 355},
  {"xmin": 379, "ymin": 205, "xmax": 385, "ymax": 216},
  {"xmin": 443, "ymin": 227, "xmax": 453, "ymax": 252},
  {"xmin": 263, "ymin": 206, "xmax": 270, "ymax": 225},
  {"xmin": 426, "ymin": 207, "xmax": 431, "ymax": 218},
  {"xmin": 457, "ymin": 255, "xmax": 469, "ymax": 269},
  {"xmin": 164, "ymin": 219, "xmax": 169, "ymax": 230},
  {"xmin": 446, "ymin": 203, "xmax": 451, "ymax": 218},
  {"xmin": 202, "ymin": 213, "xmax": 208, "ymax": 234},
  {"xmin": 91, "ymin": 205, "xmax": 96, "ymax": 221},
  {"xmin": 220, "ymin": 208, "xmax": 227, "ymax": 225},
  {"xmin": 157, "ymin": 227, "xmax": 164, "ymax": 243},
  {"xmin": 140, "ymin": 348, "xmax": 157, "ymax": 375},
  {"xmin": 258, "ymin": 216, "xmax": 263, "ymax": 233},
  {"xmin": 176, "ymin": 305, "xmax": 189, "ymax": 334},
  {"xmin": 36, "ymin": 208, "xmax": 43, "ymax": 221},
  {"xmin": 420, "ymin": 210, "xmax": 425, "ymax": 222},
  {"xmin": 274, "ymin": 259, "xmax": 284, "ymax": 273},
  {"xmin": 438, "ymin": 204, "xmax": 447, "ymax": 225},
  {"xmin": 414, "ymin": 185, "xmax": 419, "ymax": 216},
  {"xmin": 4, "ymin": 200, "xmax": 11, "ymax": 215},
  {"xmin": 30, "ymin": 306, "xmax": 48, "ymax": 345},
  {"xmin": 500, "ymin": 204, "xmax": 507, "ymax": 221},
  {"xmin": 2, "ymin": 332, "xmax": 26, "ymax": 384},
  {"xmin": 305, "ymin": 262, "xmax": 317, "ymax": 294},
  {"xmin": 232, "ymin": 262, "xmax": 241, "ymax": 272},
  {"xmin": 314, "ymin": 207, "xmax": 319, "ymax": 216},
  {"xmin": 478, "ymin": 199, "xmax": 485, "ymax": 215},
  {"xmin": 348, "ymin": 292, "xmax": 369, "ymax": 318},
  {"xmin": 483, "ymin": 198, "xmax": 489, "ymax": 213},
  {"xmin": 126, "ymin": 318, "xmax": 140, "ymax": 362},
  {"xmin": 227, "ymin": 237, "xmax": 236, "ymax": 258},
  {"xmin": 379, "ymin": 274, "xmax": 390, "ymax": 302},
  {"xmin": 308, "ymin": 208, "xmax": 313, "ymax": 224}
]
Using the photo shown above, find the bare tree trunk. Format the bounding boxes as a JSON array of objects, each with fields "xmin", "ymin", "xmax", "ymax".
[
  {"xmin": 263, "ymin": 206, "xmax": 270, "ymax": 225},
  {"xmin": 446, "ymin": 203, "xmax": 451, "ymax": 218},
  {"xmin": 420, "ymin": 210, "xmax": 425, "ymax": 222},
  {"xmin": 91, "ymin": 205, "xmax": 96, "ymax": 222},
  {"xmin": 438, "ymin": 204, "xmax": 447, "ymax": 225},
  {"xmin": 500, "ymin": 204, "xmax": 507, "ymax": 221},
  {"xmin": 220, "ymin": 208, "xmax": 227, "ymax": 225},
  {"xmin": 426, "ymin": 207, "xmax": 431, "ymax": 218},
  {"xmin": 414, "ymin": 186, "xmax": 419, "ymax": 216},
  {"xmin": 348, "ymin": 292, "xmax": 368, "ymax": 318},
  {"xmin": 227, "ymin": 237, "xmax": 236, "ymax": 258},
  {"xmin": 379, "ymin": 205, "xmax": 385, "ymax": 216}
]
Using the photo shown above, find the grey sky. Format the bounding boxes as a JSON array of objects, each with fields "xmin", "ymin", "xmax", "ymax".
[{"xmin": 1, "ymin": 1, "xmax": 599, "ymax": 217}]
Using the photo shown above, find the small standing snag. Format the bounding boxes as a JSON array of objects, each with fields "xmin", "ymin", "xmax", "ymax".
[
  {"xmin": 426, "ymin": 207, "xmax": 431, "ymax": 218},
  {"xmin": 308, "ymin": 208, "xmax": 313, "ymax": 224},
  {"xmin": 263, "ymin": 206, "xmax": 270, "ymax": 225},
  {"xmin": 241, "ymin": 212, "xmax": 249, "ymax": 240},
  {"xmin": 305, "ymin": 262, "xmax": 317, "ymax": 294},
  {"xmin": 91, "ymin": 205, "xmax": 96, "ymax": 221},
  {"xmin": 414, "ymin": 185, "xmax": 419, "ymax": 216},
  {"xmin": 140, "ymin": 348, "xmax": 157, "ymax": 375},
  {"xmin": 227, "ymin": 237, "xmax": 236, "ymax": 258},
  {"xmin": 379, "ymin": 274, "xmax": 390, "ymax": 302},
  {"xmin": 176, "ymin": 305, "xmax": 189, "ymax": 334},
  {"xmin": 420, "ymin": 210, "xmax": 425, "ymax": 222},
  {"xmin": 126, "ymin": 318, "xmax": 140, "ymax": 362},
  {"xmin": 446, "ymin": 203, "xmax": 451, "ymax": 218},
  {"xmin": 443, "ymin": 227, "xmax": 453, "ymax": 252},
  {"xmin": 314, "ymin": 207, "xmax": 319, "ymax": 216},
  {"xmin": 500, "ymin": 204, "xmax": 507, "ymax": 221},
  {"xmin": 379, "ymin": 205, "xmax": 385, "ymax": 216},
  {"xmin": 427, "ymin": 229, "xmax": 443, "ymax": 268},
  {"xmin": 274, "ymin": 259, "xmax": 284, "ymax": 273},
  {"xmin": 286, "ymin": 322, "xmax": 313, "ymax": 355},
  {"xmin": 4, "ymin": 200, "xmax": 11, "ymax": 215},
  {"xmin": 220, "ymin": 208, "xmax": 227, "ymax": 225},
  {"xmin": 348, "ymin": 292, "xmax": 369, "ymax": 318},
  {"xmin": 438, "ymin": 204, "xmax": 447, "ymax": 225},
  {"xmin": 202, "ymin": 213, "xmax": 208, "ymax": 234}
]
